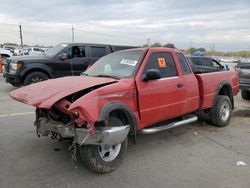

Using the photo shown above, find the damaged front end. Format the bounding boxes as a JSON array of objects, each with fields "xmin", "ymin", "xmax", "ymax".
[
  {"xmin": 34, "ymin": 99, "xmax": 130, "ymax": 146},
  {"xmin": 10, "ymin": 75, "xmax": 133, "ymax": 172}
]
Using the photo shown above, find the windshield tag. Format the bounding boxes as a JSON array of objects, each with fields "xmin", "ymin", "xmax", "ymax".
[
  {"xmin": 104, "ymin": 64, "xmax": 112, "ymax": 74},
  {"xmin": 120, "ymin": 59, "xmax": 138, "ymax": 66}
]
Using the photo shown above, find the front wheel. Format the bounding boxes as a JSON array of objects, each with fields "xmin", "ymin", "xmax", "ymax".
[
  {"xmin": 24, "ymin": 71, "xmax": 49, "ymax": 85},
  {"xmin": 80, "ymin": 116, "xmax": 128, "ymax": 173},
  {"xmin": 209, "ymin": 96, "xmax": 232, "ymax": 127}
]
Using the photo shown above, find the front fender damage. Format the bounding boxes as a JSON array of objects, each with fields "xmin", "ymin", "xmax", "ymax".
[
  {"xmin": 35, "ymin": 96, "xmax": 130, "ymax": 146},
  {"xmin": 36, "ymin": 117, "xmax": 130, "ymax": 145}
]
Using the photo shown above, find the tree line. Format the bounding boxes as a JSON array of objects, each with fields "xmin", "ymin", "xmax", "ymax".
[{"xmin": 142, "ymin": 42, "xmax": 250, "ymax": 58}]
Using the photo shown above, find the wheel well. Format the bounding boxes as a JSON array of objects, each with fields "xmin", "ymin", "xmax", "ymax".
[
  {"xmin": 22, "ymin": 69, "xmax": 51, "ymax": 83},
  {"xmin": 109, "ymin": 109, "xmax": 136, "ymax": 135},
  {"xmin": 218, "ymin": 85, "xmax": 234, "ymax": 109}
]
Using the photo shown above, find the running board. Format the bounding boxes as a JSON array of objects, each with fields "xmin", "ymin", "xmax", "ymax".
[{"xmin": 139, "ymin": 115, "xmax": 198, "ymax": 134}]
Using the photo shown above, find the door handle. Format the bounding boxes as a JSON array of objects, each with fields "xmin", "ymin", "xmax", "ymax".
[{"xmin": 177, "ymin": 83, "xmax": 184, "ymax": 88}]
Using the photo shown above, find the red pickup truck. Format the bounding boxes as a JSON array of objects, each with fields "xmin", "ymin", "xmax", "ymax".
[{"xmin": 10, "ymin": 48, "xmax": 239, "ymax": 173}]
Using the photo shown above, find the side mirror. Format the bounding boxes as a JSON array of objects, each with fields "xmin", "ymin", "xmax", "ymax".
[
  {"xmin": 142, "ymin": 69, "xmax": 161, "ymax": 81},
  {"xmin": 58, "ymin": 53, "xmax": 68, "ymax": 61}
]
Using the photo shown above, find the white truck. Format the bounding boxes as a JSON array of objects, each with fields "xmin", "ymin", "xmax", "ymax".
[{"xmin": 0, "ymin": 48, "xmax": 13, "ymax": 59}]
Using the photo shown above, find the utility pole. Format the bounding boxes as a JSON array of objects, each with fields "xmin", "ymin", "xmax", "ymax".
[
  {"xmin": 19, "ymin": 23, "xmax": 23, "ymax": 49},
  {"xmin": 147, "ymin": 38, "xmax": 151, "ymax": 47},
  {"xmin": 212, "ymin": 44, "xmax": 215, "ymax": 55},
  {"xmin": 189, "ymin": 41, "xmax": 192, "ymax": 49},
  {"xmin": 72, "ymin": 25, "xmax": 75, "ymax": 43}
]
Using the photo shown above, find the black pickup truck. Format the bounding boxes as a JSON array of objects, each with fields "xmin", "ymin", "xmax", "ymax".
[
  {"xmin": 235, "ymin": 62, "xmax": 250, "ymax": 100},
  {"xmin": 3, "ymin": 43, "xmax": 136, "ymax": 86}
]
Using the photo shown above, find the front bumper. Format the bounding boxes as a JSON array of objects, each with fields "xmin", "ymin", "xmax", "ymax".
[
  {"xmin": 4, "ymin": 73, "xmax": 22, "ymax": 86},
  {"xmin": 36, "ymin": 118, "xmax": 130, "ymax": 145},
  {"xmin": 239, "ymin": 78, "xmax": 250, "ymax": 91}
]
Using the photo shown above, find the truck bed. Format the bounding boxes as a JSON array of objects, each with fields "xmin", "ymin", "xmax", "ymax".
[{"xmin": 195, "ymin": 70, "xmax": 239, "ymax": 110}]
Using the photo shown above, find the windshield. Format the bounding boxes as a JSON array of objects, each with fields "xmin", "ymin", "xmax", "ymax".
[
  {"xmin": 44, "ymin": 43, "xmax": 68, "ymax": 56},
  {"xmin": 85, "ymin": 50, "xmax": 144, "ymax": 79}
]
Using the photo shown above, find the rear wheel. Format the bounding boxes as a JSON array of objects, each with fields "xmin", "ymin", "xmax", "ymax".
[
  {"xmin": 24, "ymin": 71, "xmax": 49, "ymax": 85},
  {"xmin": 80, "ymin": 116, "xmax": 128, "ymax": 173},
  {"xmin": 209, "ymin": 96, "xmax": 232, "ymax": 127},
  {"xmin": 241, "ymin": 89, "xmax": 250, "ymax": 100}
]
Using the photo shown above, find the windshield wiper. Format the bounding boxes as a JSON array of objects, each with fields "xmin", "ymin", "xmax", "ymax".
[{"xmin": 94, "ymin": 74, "xmax": 120, "ymax": 80}]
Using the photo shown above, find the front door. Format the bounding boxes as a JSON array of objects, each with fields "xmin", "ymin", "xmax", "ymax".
[
  {"xmin": 135, "ymin": 51, "xmax": 186, "ymax": 128},
  {"xmin": 55, "ymin": 45, "xmax": 89, "ymax": 76}
]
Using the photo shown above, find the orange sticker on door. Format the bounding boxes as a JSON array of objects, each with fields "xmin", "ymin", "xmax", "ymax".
[{"xmin": 158, "ymin": 58, "xmax": 166, "ymax": 68}]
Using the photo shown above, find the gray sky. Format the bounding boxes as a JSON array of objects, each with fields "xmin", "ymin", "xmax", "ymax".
[{"xmin": 0, "ymin": 0, "xmax": 249, "ymax": 51}]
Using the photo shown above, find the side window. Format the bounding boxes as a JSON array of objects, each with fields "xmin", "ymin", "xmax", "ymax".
[
  {"xmin": 176, "ymin": 53, "xmax": 191, "ymax": 75},
  {"xmin": 144, "ymin": 52, "xmax": 177, "ymax": 78},
  {"xmin": 203, "ymin": 58, "xmax": 213, "ymax": 67},
  {"xmin": 190, "ymin": 58, "xmax": 202, "ymax": 66},
  {"xmin": 63, "ymin": 47, "xmax": 72, "ymax": 58},
  {"xmin": 78, "ymin": 46, "xmax": 86, "ymax": 57},
  {"xmin": 63, "ymin": 46, "xmax": 85, "ymax": 59},
  {"xmin": 89, "ymin": 46, "xmax": 107, "ymax": 57},
  {"xmin": 39, "ymin": 48, "xmax": 45, "ymax": 52},
  {"xmin": 212, "ymin": 60, "xmax": 221, "ymax": 68}
]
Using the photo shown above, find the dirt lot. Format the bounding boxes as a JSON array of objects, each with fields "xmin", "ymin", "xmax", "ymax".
[{"xmin": 0, "ymin": 73, "xmax": 250, "ymax": 188}]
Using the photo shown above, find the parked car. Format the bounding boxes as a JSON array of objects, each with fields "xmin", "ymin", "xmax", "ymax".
[
  {"xmin": 235, "ymin": 62, "xmax": 250, "ymax": 100},
  {"xmin": 10, "ymin": 47, "xmax": 239, "ymax": 173},
  {"xmin": 14, "ymin": 48, "xmax": 24, "ymax": 56},
  {"xmin": 0, "ymin": 48, "xmax": 13, "ymax": 59},
  {"xmin": 23, "ymin": 47, "xmax": 45, "ymax": 56},
  {"xmin": 188, "ymin": 56, "xmax": 224, "ymax": 73},
  {"xmin": 3, "ymin": 43, "xmax": 136, "ymax": 86},
  {"xmin": 4, "ymin": 47, "xmax": 15, "ymax": 54}
]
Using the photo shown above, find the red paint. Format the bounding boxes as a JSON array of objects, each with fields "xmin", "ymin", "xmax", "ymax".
[
  {"xmin": 195, "ymin": 70, "xmax": 239, "ymax": 110},
  {"xmin": 55, "ymin": 99, "xmax": 72, "ymax": 116},
  {"xmin": 10, "ymin": 48, "xmax": 239, "ymax": 132},
  {"xmin": 10, "ymin": 76, "xmax": 117, "ymax": 109}
]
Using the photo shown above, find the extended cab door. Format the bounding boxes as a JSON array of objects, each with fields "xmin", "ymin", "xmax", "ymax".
[
  {"xmin": 135, "ymin": 50, "xmax": 186, "ymax": 127},
  {"xmin": 175, "ymin": 53, "xmax": 200, "ymax": 114}
]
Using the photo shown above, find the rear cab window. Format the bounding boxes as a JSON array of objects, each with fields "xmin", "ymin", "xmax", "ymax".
[{"xmin": 176, "ymin": 53, "xmax": 191, "ymax": 75}]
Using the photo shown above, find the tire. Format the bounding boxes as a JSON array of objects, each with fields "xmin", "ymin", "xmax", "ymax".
[
  {"xmin": 80, "ymin": 116, "xmax": 128, "ymax": 173},
  {"xmin": 23, "ymin": 71, "xmax": 49, "ymax": 85},
  {"xmin": 241, "ymin": 89, "xmax": 250, "ymax": 100},
  {"xmin": 209, "ymin": 96, "xmax": 232, "ymax": 127}
]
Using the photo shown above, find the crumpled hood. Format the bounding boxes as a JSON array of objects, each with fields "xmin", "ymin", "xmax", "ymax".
[{"xmin": 10, "ymin": 76, "xmax": 117, "ymax": 109}]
